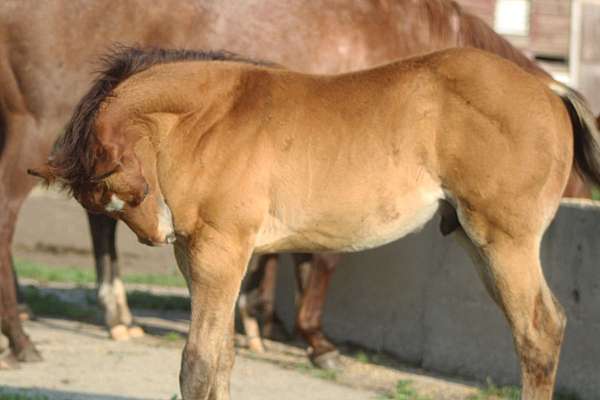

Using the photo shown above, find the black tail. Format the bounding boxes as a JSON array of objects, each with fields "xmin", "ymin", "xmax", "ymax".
[{"xmin": 549, "ymin": 82, "xmax": 600, "ymax": 187}]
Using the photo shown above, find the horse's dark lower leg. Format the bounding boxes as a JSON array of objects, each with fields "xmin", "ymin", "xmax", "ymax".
[
  {"xmin": 12, "ymin": 259, "xmax": 23, "ymax": 305},
  {"xmin": 257, "ymin": 255, "xmax": 278, "ymax": 338},
  {"xmin": 238, "ymin": 254, "xmax": 280, "ymax": 352},
  {"xmin": 87, "ymin": 212, "xmax": 141, "ymax": 340},
  {"xmin": 294, "ymin": 253, "xmax": 341, "ymax": 369},
  {"xmin": 0, "ymin": 207, "xmax": 41, "ymax": 363}
]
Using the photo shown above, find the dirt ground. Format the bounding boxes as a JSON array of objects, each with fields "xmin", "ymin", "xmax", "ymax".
[
  {"xmin": 5, "ymin": 188, "xmax": 484, "ymax": 399},
  {"xmin": 2, "ymin": 317, "xmax": 378, "ymax": 400}
]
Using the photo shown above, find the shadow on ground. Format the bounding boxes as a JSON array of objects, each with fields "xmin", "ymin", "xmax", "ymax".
[{"xmin": 0, "ymin": 386, "xmax": 155, "ymax": 400}]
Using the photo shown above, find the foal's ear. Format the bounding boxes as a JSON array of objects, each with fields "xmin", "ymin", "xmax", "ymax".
[{"xmin": 27, "ymin": 163, "xmax": 58, "ymax": 185}]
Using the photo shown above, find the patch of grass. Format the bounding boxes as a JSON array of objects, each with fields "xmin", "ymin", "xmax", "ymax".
[
  {"xmin": 354, "ymin": 350, "xmax": 371, "ymax": 363},
  {"xmin": 0, "ymin": 390, "xmax": 48, "ymax": 400},
  {"xmin": 15, "ymin": 259, "xmax": 186, "ymax": 288},
  {"xmin": 22, "ymin": 286, "xmax": 98, "ymax": 322},
  {"xmin": 126, "ymin": 290, "xmax": 190, "ymax": 312},
  {"xmin": 296, "ymin": 362, "xmax": 338, "ymax": 381},
  {"xmin": 378, "ymin": 380, "xmax": 431, "ymax": 400},
  {"xmin": 467, "ymin": 381, "xmax": 520, "ymax": 400},
  {"xmin": 162, "ymin": 331, "xmax": 185, "ymax": 342},
  {"xmin": 591, "ymin": 186, "xmax": 600, "ymax": 201},
  {"xmin": 351, "ymin": 349, "xmax": 390, "ymax": 365},
  {"xmin": 16, "ymin": 260, "xmax": 95, "ymax": 285}
]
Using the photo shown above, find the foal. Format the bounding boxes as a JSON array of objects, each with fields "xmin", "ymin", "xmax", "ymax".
[{"xmin": 30, "ymin": 47, "xmax": 600, "ymax": 400}]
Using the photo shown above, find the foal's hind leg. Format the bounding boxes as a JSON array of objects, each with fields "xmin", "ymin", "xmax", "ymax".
[{"xmin": 459, "ymin": 225, "xmax": 565, "ymax": 399}]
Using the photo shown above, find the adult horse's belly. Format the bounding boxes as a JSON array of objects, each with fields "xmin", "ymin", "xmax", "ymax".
[{"xmin": 254, "ymin": 184, "xmax": 444, "ymax": 254}]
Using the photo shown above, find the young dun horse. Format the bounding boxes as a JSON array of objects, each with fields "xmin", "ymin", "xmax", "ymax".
[
  {"xmin": 2, "ymin": 0, "xmax": 592, "ymax": 370},
  {"xmin": 29, "ymin": 46, "xmax": 599, "ymax": 399}
]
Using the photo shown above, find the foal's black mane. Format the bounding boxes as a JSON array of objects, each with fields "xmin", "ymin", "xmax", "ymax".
[{"xmin": 51, "ymin": 46, "xmax": 273, "ymax": 192}]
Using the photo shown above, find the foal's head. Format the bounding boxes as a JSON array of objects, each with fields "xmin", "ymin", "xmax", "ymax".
[
  {"xmin": 29, "ymin": 101, "xmax": 176, "ymax": 246},
  {"xmin": 29, "ymin": 46, "xmax": 272, "ymax": 245},
  {"xmin": 27, "ymin": 47, "xmax": 189, "ymax": 246}
]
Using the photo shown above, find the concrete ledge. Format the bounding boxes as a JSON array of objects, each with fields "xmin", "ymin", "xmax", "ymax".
[{"xmin": 275, "ymin": 202, "xmax": 600, "ymax": 399}]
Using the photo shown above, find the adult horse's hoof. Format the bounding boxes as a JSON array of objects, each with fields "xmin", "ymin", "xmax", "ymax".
[
  {"xmin": 127, "ymin": 325, "xmax": 145, "ymax": 338},
  {"xmin": 109, "ymin": 324, "xmax": 130, "ymax": 341},
  {"xmin": 15, "ymin": 344, "xmax": 43, "ymax": 363},
  {"xmin": 18, "ymin": 304, "xmax": 35, "ymax": 321},
  {"xmin": 310, "ymin": 350, "xmax": 342, "ymax": 371},
  {"xmin": 247, "ymin": 336, "xmax": 265, "ymax": 353},
  {"xmin": 0, "ymin": 353, "xmax": 20, "ymax": 370}
]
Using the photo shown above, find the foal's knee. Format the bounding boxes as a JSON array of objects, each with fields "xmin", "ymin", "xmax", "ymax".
[{"xmin": 180, "ymin": 344, "xmax": 217, "ymax": 400}]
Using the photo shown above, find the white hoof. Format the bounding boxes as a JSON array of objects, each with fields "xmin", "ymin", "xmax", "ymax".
[
  {"xmin": 110, "ymin": 324, "xmax": 130, "ymax": 341},
  {"xmin": 128, "ymin": 326, "xmax": 145, "ymax": 338}
]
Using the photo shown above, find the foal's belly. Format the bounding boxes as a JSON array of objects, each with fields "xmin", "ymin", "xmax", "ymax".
[{"xmin": 254, "ymin": 185, "xmax": 444, "ymax": 253}]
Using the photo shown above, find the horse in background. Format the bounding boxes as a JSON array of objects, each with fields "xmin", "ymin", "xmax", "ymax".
[
  {"xmin": 0, "ymin": 0, "xmax": 591, "ymax": 370},
  {"xmin": 30, "ymin": 45, "xmax": 599, "ymax": 400}
]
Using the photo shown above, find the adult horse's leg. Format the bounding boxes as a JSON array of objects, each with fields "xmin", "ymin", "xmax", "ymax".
[
  {"xmin": 294, "ymin": 253, "xmax": 342, "ymax": 369},
  {"xmin": 455, "ymin": 220, "xmax": 565, "ymax": 399},
  {"xmin": 174, "ymin": 230, "xmax": 252, "ymax": 400},
  {"xmin": 237, "ymin": 253, "xmax": 279, "ymax": 352},
  {"xmin": 0, "ymin": 190, "xmax": 41, "ymax": 364},
  {"xmin": 0, "ymin": 110, "xmax": 45, "ymax": 364},
  {"xmin": 87, "ymin": 212, "xmax": 143, "ymax": 340}
]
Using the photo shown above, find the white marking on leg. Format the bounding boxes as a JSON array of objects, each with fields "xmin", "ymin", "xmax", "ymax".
[
  {"xmin": 98, "ymin": 282, "xmax": 119, "ymax": 327},
  {"xmin": 105, "ymin": 194, "xmax": 125, "ymax": 212}
]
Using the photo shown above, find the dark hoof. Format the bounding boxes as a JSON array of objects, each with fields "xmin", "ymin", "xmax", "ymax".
[
  {"xmin": 15, "ymin": 344, "xmax": 43, "ymax": 363},
  {"xmin": 310, "ymin": 350, "xmax": 342, "ymax": 371},
  {"xmin": 0, "ymin": 352, "xmax": 20, "ymax": 370}
]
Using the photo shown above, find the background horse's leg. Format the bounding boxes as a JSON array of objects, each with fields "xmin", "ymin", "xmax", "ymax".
[
  {"xmin": 0, "ymin": 111, "xmax": 44, "ymax": 364},
  {"xmin": 294, "ymin": 253, "xmax": 341, "ymax": 370},
  {"xmin": 238, "ymin": 254, "xmax": 279, "ymax": 352},
  {"xmin": 87, "ymin": 212, "xmax": 142, "ymax": 341}
]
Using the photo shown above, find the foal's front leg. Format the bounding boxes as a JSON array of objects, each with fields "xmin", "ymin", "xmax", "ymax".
[{"xmin": 175, "ymin": 231, "xmax": 252, "ymax": 400}]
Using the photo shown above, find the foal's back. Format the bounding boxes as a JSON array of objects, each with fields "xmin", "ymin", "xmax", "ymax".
[
  {"xmin": 126, "ymin": 50, "xmax": 570, "ymax": 252},
  {"xmin": 259, "ymin": 49, "xmax": 571, "ymax": 251}
]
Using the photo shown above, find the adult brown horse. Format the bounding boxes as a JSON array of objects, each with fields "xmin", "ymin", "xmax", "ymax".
[
  {"xmin": 0, "ymin": 0, "xmax": 590, "ymax": 369},
  {"xmin": 30, "ymin": 45, "xmax": 599, "ymax": 400}
]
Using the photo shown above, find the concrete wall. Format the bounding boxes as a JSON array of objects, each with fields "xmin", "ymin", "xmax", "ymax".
[{"xmin": 274, "ymin": 201, "xmax": 600, "ymax": 399}]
